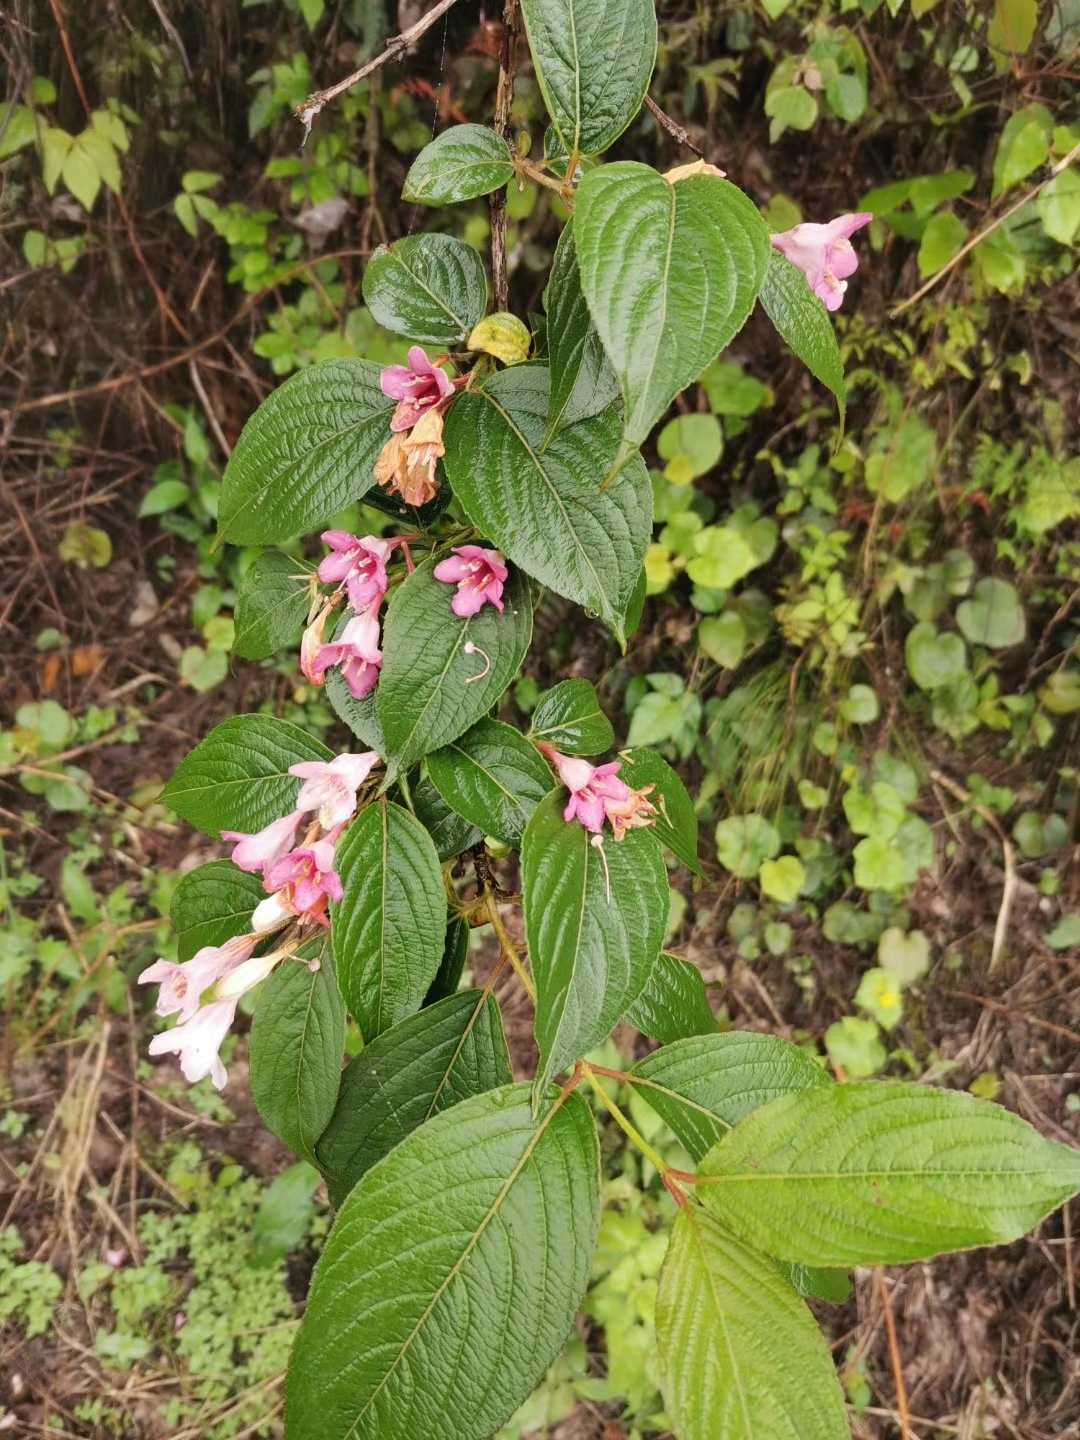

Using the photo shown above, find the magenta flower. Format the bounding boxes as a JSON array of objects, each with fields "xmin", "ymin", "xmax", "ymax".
[
  {"xmin": 770, "ymin": 212, "xmax": 873, "ymax": 312},
  {"xmin": 433, "ymin": 545, "xmax": 508, "ymax": 618},
  {"xmin": 148, "ymin": 996, "xmax": 239, "ymax": 1090},
  {"xmin": 221, "ymin": 810, "xmax": 303, "ymax": 875},
  {"xmin": 318, "ymin": 532, "xmax": 393, "ymax": 613},
  {"xmin": 542, "ymin": 746, "xmax": 657, "ymax": 841},
  {"xmin": 380, "ymin": 346, "xmax": 455, "ymax": 432},
  {"xmin": 138, "ymin": 933, "xmax": 257, "ymax": 1024},
  {"xmin": 309, "ymin": 609, "xmax": 383, "ymax": 701},
  {"xmin": 263, "ymin": 839, "xmax": 343, "ymax": 926},
  {"xmin": 289, "ymin": 751, "xmax": 381, "ymax": 828}
]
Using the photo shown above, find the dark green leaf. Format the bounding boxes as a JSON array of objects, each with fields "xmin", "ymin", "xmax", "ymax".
[
  {"xmin": 618, "ymin": 746, "xmax": 701, "ymax": 874},
  {"xmin": 426, "ymin": 718, "xmax": 553, "ymax": 845},
  {"xmin": 624, "ymin": 952, "xmax": 718, "ymax": 1045},
  {"xmin": 232, "ymin": 550, "xmax": 313, "ymax": 660},
  {"xmin": 403, "ymin": 124, "xmax": 515, "ymax": 206},
  {"xmin": 544, "ymin": 221, "xmax": 619, "ymax": 438},
  {"xmin": 171, "ymin": 860, "xmax": 266, "ymax": 962},
  {"xmin": 362, "ymin": 234, "xmax": 487, "ymax": 345},
  {"xmin": 411, "ymin": 772, "xmax": 483, "ymax": 860},
  {"xmin": 529, "ymin": 678, "xmax": 614, "ymax": 756},
  {"xmin": 759, "ymin": 250, "xmax": 846, "ymax": 426},
  {"xmin": 424, "ymin": 913, "xmax": 470, "ymax": 1003}
]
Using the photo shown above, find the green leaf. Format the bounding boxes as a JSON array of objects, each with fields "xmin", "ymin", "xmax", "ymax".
[
  {"xmin": 377, "ymin": 557, "xmax": 533, "ymax": 775},
  {"xmin": 714, "ymin": 813, "xmax": 779, "ymax": 878},
  {"xmin": 61, "ymin": 134, "xmax": 101, "ymax": 210},
  {"xmin": 878, "ymin": 926, "xmax": 931, "ymax": 986},
  {"xmin": 543, "ymin": 220, "xmax": 619, "ymax": 438},
  {"xmin": 443, "ymin": 366, "xmax": 651, "ymax": 645},
  {"xmin": 362, "ymin": 234, "xmax": 487, "ymax": 345},
  {"xmin": 759, "ymin": 855, "xmax": 805, "ymax": 903},
  {"xmin": 529, "ymin": 678, "xmax": 614, "ymax": 756},
  {"xmin": 137, "ymin": 478, "xmax": 190, "ymax": 516},
  {"xmin": 520, "ymin": 0, "xmax": 657, "ymax": 156},
  {"xmin": 285, "ymin": 1085, "xmax": 600, "ymax": 1440},
  {"xmin": 987, "ymin": 0, "xmax": 1038, "ymax": 55},
  {"xmin": 575, "ymin": 163, "xmax": 770, "ymax": 451},
  {"xmin": 170, "ymin": 860, "xmax": 266, "ymax": 962},
  {"xmin": 41, "ymin": 126, "xmax": 72, "ymax": 193},
  {"xmin": 765, "ymin": 85, "xmax": 818, "ymax": 140},
  {"xmin": 657, "ymin": 1206, "xmax": 849, "ymax": 1440},
  {"xmin": 865, "ymin": 416, "xmax": 937, "ymax": 502},
  {"xmin": 411, "ymin": 773, "xmax": 482, "ymax": 860},
  {"xmin": 992, "ymin": 105, "xmax": 1052, "ymax": 198},
  {"xmin": 331, "ymin": 798, "xmax": 446, "ymax": 1039},
  {"xmin": 618, "ymin": 746, "xmax": 701, "ymax": 875},
  {"xmin": 657, "ymin": 413, "xmax": 723, "ymax": 478},
  {"xmin": 699, "ymin": 611, "xmax": 746, "ymax": 668},
  {"xmin": 219, "ymin": 360, "xmax": 395, "ymax": 545},
  {"xmin": 250, "ymin": 944, "xmax": 346, "ymax": 1163},
  {"xmin": 917, "ymin": 211, "xmax": 968, "ymax": 278},
  {"xmin": 624, "ymin": 952, "xmax": 718, "ymax": 1045},
  {"xmin": 0, "ymin": 105, "xmax": 37, "ymax": 159},
  {"xmin": 1037, "ymin": 167, "xmax": 1080, "ymax": 245},
  {"xmin": 161, "ymin": 715, "xmax": 331, "ymax": 837},
  {"xmin": 316, "ymin": 989, "xmax": 512, "ymax": 1206},
  {"xmin": 427, "ymin": 718, "xmax": 553, "ymax": 846},
  {"xmin": 233, "ymin": 551, "xmax": 313, "ymax": 660},
  {"xmin": 425, "ymin": 913, "xmax": 471, "ymax": 1003},
  {"xmin": 697, "ymin": 1081, "xmax": 1080, "ymax": 1266},
  {"xmin": 58, "ymin": 522, "xmax": 112, "ymax": 568},
  {"xmin": 251, "ymin": 1162, "xmax": 321, "ymax": 1266},
  {"xmin": 523, "ymin": 791, "xmax": 668, "ymax": 1095},
  {"xmin": 955, "ymin": 577, "xmax": 1026, "ymax": 649},
  {"xmin": 759, "ymin": 251, "xmax": 846, "ymax": 424},
  {"xmin": 904, "ymin": 622, "xmax": 967, "ymax": 691},
  {"xmin": 403, "ymin": 124, "xmax": 515, "ymax": 206},
  {"xmin": 631, "ymin": 1032, "xmax": 830, "ymax": 1161}
]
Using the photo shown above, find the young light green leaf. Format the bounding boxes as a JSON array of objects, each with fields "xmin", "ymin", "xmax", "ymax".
[
  {"xmin": 250, "ymin": 944, "xmax": 346, "ymax": 1164},
  {"xmin": 232, "ymin": 550, "xmax": 313, "ymax": 660},
  {"xmin": 523, "ymin": 791, "xmax": 668, "ymax": 1096},
  {"xmin": 316, "ymin": 989, "xmax": 512, "ymax": 1206},
  {"xmin": 219, "ymin": 360, "xmax": 394, "ymax": 545},
  {"xmin": 403, "ymin": 124, "xmax": 515, "ymax": 206},
  {"xmin": 759, "ymin": 250, "xmax": 846, "ymax": 426},
  {"xmin": 618, "ymin": 746, "xmax": 701, "ymax": 874},
  {"xmin": 251, "ymin": 1161, "xmax": 321, "ymax": 1266},
  {"xmin": 544, "ymin": 220, "xmax": 619, "ymax": 438},
  {"xmin": 442, "ymin": 366, "xmax": 652, "ymax": 645},
  {"xmin": 285, "ymin": 1085, "xmax": 600, "ymax": 1440},
  {"xmin": 331, "ymin": 798, "xmax": 446, "ymax": 1039},
  {"xmin": 377, "ymin": 559, "xmax": 533, "ymax": 775},
  {"xmin": 161, "ymin": 715, "xmax": 331, "ymax": 837},
  {"xmin": 529, "ymin": 678, "xmax": 615, "ymax": 756},
  {"xmin": 698, "ymin": 1080, "xmax": 1080, "ymax": 1266},
  {"xmin": 426, "ymin": 718, "xmax": 553, "ymax": 845},
  {"xmin": 362, "ymin": 234, "xmax": 488, "ymax": 344},
  {"xmin": 623, "ymin": 952, "xmax": 718, "ymax": 1045},
  {"xmin": 170, "ymin": 860, "xmax": 266, "ymax": 962},
  {"xmin": 657, "ymin": 1206, "xmax": 849, "ymax": 1440},
  {"xmin": 520, "ymin": 0, "xmax": 657, "ymax": 156},
  {"xmin": 575, "ymin": 163, "xmax": 770, "ymax": 453},
  {"xmin": 631, "ymin": 1032, "xmax": 831, "ymax": 1161}
]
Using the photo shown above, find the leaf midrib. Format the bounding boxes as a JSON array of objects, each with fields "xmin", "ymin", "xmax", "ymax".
[
  {"xmin": 537, "ymin": 820, "xmax": 590, "ymax": 1087},
  {"xmin": 388, "ymin": 246, "xmax": 467, "ymax": 334},
  {"xmin": 683, "ymin": 1208, "xmax": 754, "ymax": 1436}
]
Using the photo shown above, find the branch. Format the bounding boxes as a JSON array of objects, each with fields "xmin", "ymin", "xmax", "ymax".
[
  {"xmin": 644, "ymin": 94, "xmax": 703, "ymax": 158},
  {"xmin": 489, "ymin": 0, "xmax": 520, "ymax": 312}
]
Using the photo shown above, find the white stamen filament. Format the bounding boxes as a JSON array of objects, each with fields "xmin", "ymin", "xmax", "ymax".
[{"xmin": 463, "ymin": 641, "xmax": 492, "ymax": 683}]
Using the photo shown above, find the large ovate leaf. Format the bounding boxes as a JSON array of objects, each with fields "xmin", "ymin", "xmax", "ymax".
[
  {"xmin": 377, "ymin": 558, "xmax": 533, "ymax": 775},
  {"xmin": 624, "ymin": 952, "xmax": 718, "ymax": 1045},
  {"xmin": 523, "ymin": 790, "xmax": 668, "ymax": 1095},
  {"xmin": 250, "ymin": 944, "xmax": 346, "ymax": 1164},
  {"xmin": 698, "ymin": 1080, "xmax": 1080, "ymax": 1266},
  {"xmin": 618, "ymin": 746, "xmax": 701, "ymax": 874},
  {"xmin": 218, "ymin": 361, "xmax": 394, "ymax": 545},
  {"xmin": 331, "ymin": 798, "xmax": 446, "ymax": 1038},
  {"xmin": 171, "ymin": 860, "xmax": 266, "ymax": 962},
  {"xmin": 403, "ymin": 124, "xmax": 515, "ymax": 206},
  {"xmin": 411, "ymin": 773, "xmax": 483, "ymax": 861},
  {"xmin": 426, "ymin": 718, "xmax": 554, "ymax": 845},
  {"xmin": 528, "ymin": 678, "xmax": 614, "ymax": 756},
  {"xmin": 362, "ymin": 234, "xmax": 488, "ymax": 345},
  {"xmin": 759, "ymin": 250, "xmax": 846, "ymax": 425},
  {"xmin": 657, "ymin": 1206, "xmax": 849, "ymax": 1440},
  {"xmin": 520, "ymin": 0, "xmax": 657, "ymax": 156},
  {"xmin": 544, "ymin": 221, "xmax": 619, "ymax": 438},
  {"xmin": 285, "ymin": 1085, "xmax": 600, "ymax": 1440},
  {"xmin": 232, "ymin": 550, "xmax": 313, "ymax": 660},
  {"xmin": 316, "ymin": 989, "xmax": 512, "ymax": 1206},
  {"xmin": 162, "ymin": 715, "xmax": 331, "ymax": 837},
  {"xmin": 443, "ymin": 366, "xmax": 652, "ymax": 645},
  {"xmin": 631, "ymin": 1032, "xmax": 831, "ymax": 1161},
  {"xmin": 575, "ymin": 163, "xmax": 770, "ymax": 452}
]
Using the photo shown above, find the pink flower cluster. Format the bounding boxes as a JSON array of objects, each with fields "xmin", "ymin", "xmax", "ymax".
[
  {"xmin": 434, "ymin": 545, "xmax": 507, "ymax": 617},
  {"xmin": 375, "ymin": 349, "xmax": 463, "ymax": 508},
  {"xmin": 301, "ymin": 533, "xmax": 393, "ymax": 701},
  {"xmin": 770, "ymin": 212, "xmax": 872, "ymax": 312},
  {"xmin": 542, "ymin": 747, "xmax": 657, "ymax": 842},
  {"xmin": 140, "ymin": 751, "xmax": 379, "ymax": 1089}
]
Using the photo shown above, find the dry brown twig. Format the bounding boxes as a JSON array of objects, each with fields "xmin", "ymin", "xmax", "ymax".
[{"xmin": 930, "ymin": 766, "xmax": 1017, "ymax": 973}]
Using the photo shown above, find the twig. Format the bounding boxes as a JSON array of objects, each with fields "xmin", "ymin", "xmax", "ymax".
[
  {"xmin": 945, "ymin": 990, "xmax": 1080, "ymax": 1048},
  {"xmin": 296, "ymin": 0, "xmax": 463, "ymax": 133},
  {"xmin": 644, "ymin": 94, "xmax": 703, "ymax": 157},
  {"xmin": 891, "ymin": 142, "xmax": 1080, "ymax": 317},
  {"xmin": 874, "ymin": 1269, "xmax": 912, "ymax": 1440},
  {"xmin": 188, "ymin": 360, "xmax": 231, "ymax": 458},
  {"xmin": 147, "ymin": 0, "xmax": 192, "ymax": 78},
  {"xmin": 484, "ymin": 886, "xmax": 535, "ymax": 1003},
  {"xmin": 930, "ymin": 767, "xmax": 1017, "ymax": 972},
  {"xmin": 489, "ymin": 0, "xmax": 520, "ymax": 312}
]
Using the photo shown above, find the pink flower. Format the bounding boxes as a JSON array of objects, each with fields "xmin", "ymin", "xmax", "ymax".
[
  {"xmin": 138, "ymin": 934, "xmax": 257, "ymax": 1023},
  {"xmin": 380, "ymin": 346, "xmax": 454, "ymax": 432},
  {"xmin": 542, "ymin": 747, "xmax": 657, "ymax": 841},
  {"xmin": 148, "ymin": 996, "xmax": 238, "ymax": 1090},
  {"xmin": 770, "ymin": 212, "xmax": 873, "ymax": 312},
  {"xmin": 289, "ymin": 751, "xmax": 381, "ymax": 828},
  {"xmin": 318, "ymin": 532, "xmax": 393, "ymax": 613},
  {"xmin": 263, "ymin": 839, "xmax": 343, "ymax": 927},
  {"xmin": 251, "ymin": 890, "xmax": 294, "ymax": 934},
  {"xmin": 221, "ymin": 810, "xmax": 302, "ymax": 875},
  {"xmin": 309, "ymin": 609, "xmax": 383, "ymax": 700},
  {"xmin": 433, "ymin": 545, "xmax": 508, "ymax": 618}
]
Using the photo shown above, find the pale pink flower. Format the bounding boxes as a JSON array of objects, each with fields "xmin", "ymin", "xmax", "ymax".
[
  {"xmin": 770, "ymin": 212, "xmax": 873, "ymax": 311},
  {"xmin": 380, "ymin": 346, "xmax": 454, "ymax": 432},
  {"xmin": 264, "ymin": 839, "xmax": 343, "ymax": 927},
  {"xmin": 215, "ymin": 946, "xmax": 287, "ymax": 1000},
  {"xmin": 318, "ymin": 532, "xmax": 393, "ymax": 613},
  {"xmin": 148, "ymin": 996, "xmax": 238, "ymax": 1090},
  {"xmin": 290, "ymin": 751, "xmax": 381, "ymax": 828},
  {"xmin": 433, "ymin": 545, "xmax": 508, "ymax": 617},
  {"xmin": 138, "ymin": 933, "xmax": 257, "ymax": 1023},
  {"xmin": 308, "ymin": 609, "xmax": 383, "ymax": 701},
  {"xmin": 221, "ymin": 810, "xmax": 302, "ymax": 875},
  {"xmin": 251, "ymin": 890, "xmax": 294, "ymax": 934},
  {"xmin": 542, "ymin": 746, "xmax": 656, "ymax": 841}
]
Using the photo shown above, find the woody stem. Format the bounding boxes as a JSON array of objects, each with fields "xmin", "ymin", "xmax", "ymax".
[{"xmin": 484, "ymin": 887, "xmax": 536, "ymax": 1003}]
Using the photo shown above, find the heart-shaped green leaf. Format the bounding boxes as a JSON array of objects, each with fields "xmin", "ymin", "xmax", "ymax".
[
  {"xmin": 956, "ymin": 577, "xmax": 1026, "ymax": 649},
  {"xmin": 904, "ymin": 621, "xmax": 968, "ymax": 691}
]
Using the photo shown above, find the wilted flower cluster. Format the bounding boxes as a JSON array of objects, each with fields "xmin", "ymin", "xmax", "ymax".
[{"xmin": 373, "ymin": 347, "xmax": 462, "ymax": 508}]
